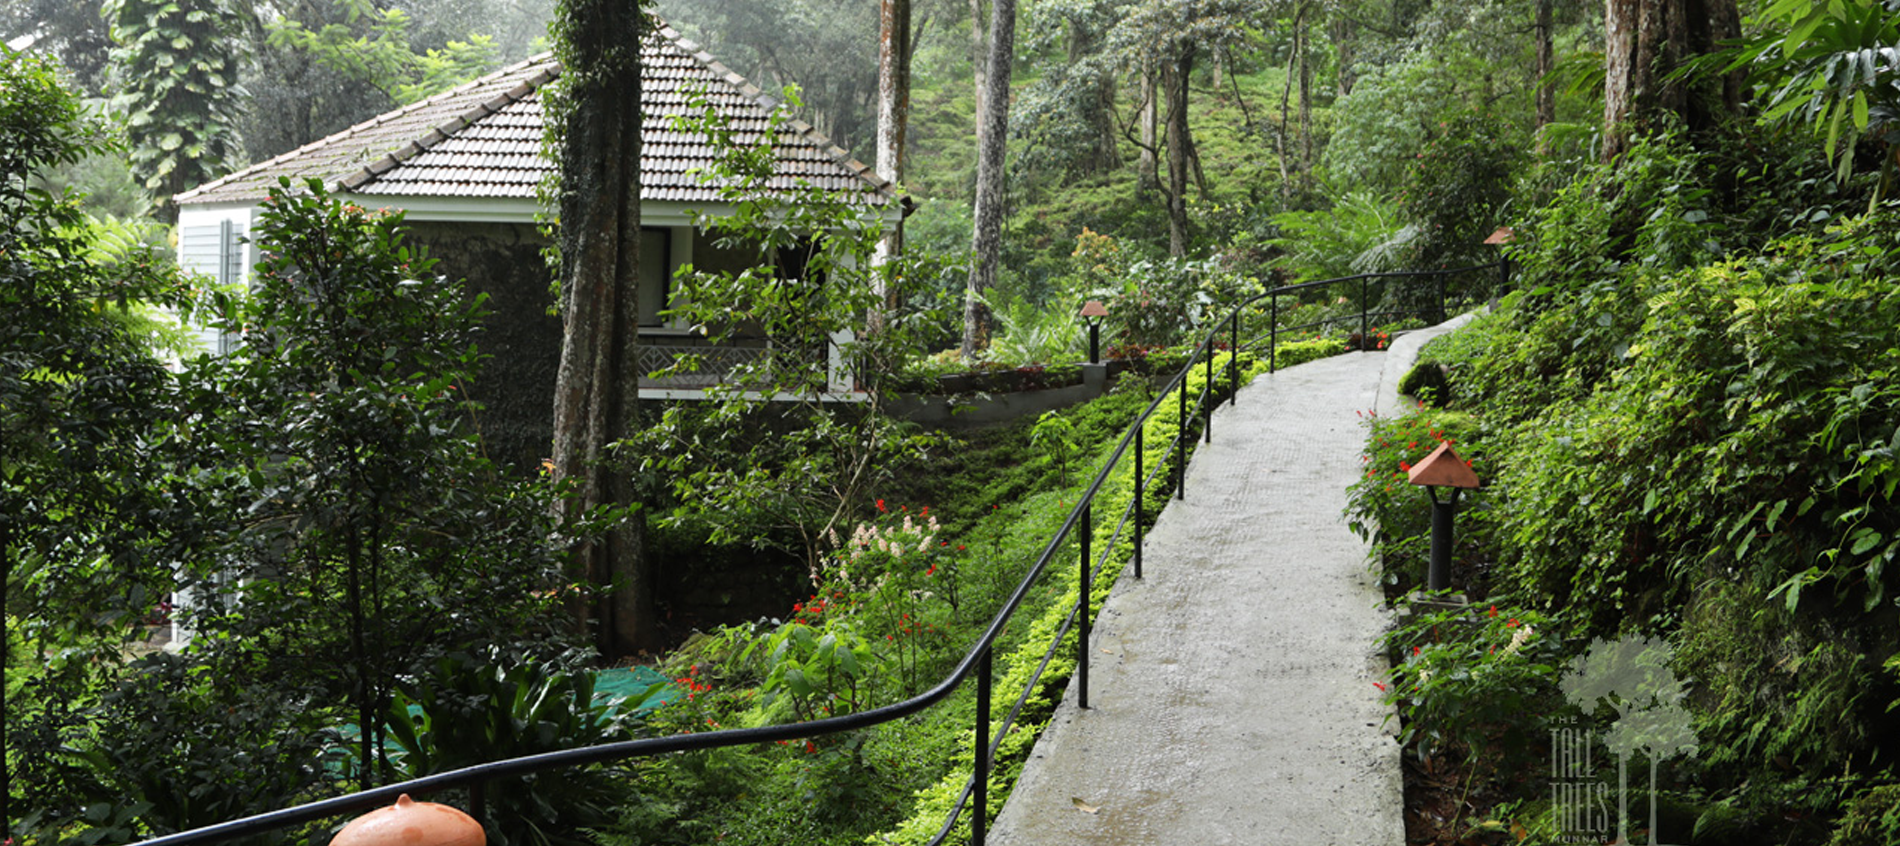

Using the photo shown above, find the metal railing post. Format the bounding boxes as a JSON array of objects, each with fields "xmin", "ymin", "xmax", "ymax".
[
  {"xmin": 1437, "ymin": 272, "xmax": 1447, "ymax": 323},
  {"xmin": 1228, "ymin": 310, "xmax": 1239, "ymax": 405},
  {"xmin": 973, "ymin": 648, "xmax": 992, "ymax": 846},
  {"xmin": 1360, "ymin": 276, "xmax": 1369, "ymax": 345},
  {"xmin": 1175, "ymin": 383, "xmax": 1187, "ymax": 500},
  {"xmin": 1078, "ymin": 503, "xmax": 1093, "ymax": 709},
  {"xmin": 1269, "ymin": 294, "xmax": 1279, "ymax": 374},
  {"xmin": 1203, "ymin": 346, "xmax": 1214, "ymax": 444},
  {"xmin": 1134, "ymin": 424, "xmax": 1144, "ymax": 580}
]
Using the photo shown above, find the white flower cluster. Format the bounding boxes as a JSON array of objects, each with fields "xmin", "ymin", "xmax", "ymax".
[{"xmin": 817, "ymin": 513, "xmax": 941, "ymax": 585}]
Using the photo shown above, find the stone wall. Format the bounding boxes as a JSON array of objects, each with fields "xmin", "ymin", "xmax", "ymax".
[{"xmin": 407, "ymin": 221, "xmax": 561, "ymax": 475}]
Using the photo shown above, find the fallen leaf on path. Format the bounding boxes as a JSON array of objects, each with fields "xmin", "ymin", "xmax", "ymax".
[{"xmin": 1071, "ymin": 797, "xmax": 1099, "ymax": 814}]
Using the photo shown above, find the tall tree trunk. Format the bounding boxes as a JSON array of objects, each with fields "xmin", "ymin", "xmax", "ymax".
[
  {"xmin": 877, "ymin": 0, "xmax": 912, "ymax": 198},
  {"xmin": 971, "ymin": 0, "xmax": 987, "ymax": 145},
  {"xmin": 1535, "ymin": 0, "xmax": 1555, "ymax": 147},
  {"xmin": 1602, "ymin": 0, "xmax": 1742, "ymax": 161},
  {"xmin": 550, "ymin": 0, "xmax": 654, "ymax": 658},
  {"xmin": 1277, "ymin": 34, "xmax": 1295, "ymax": 201},
  {"xmin": 1162, "ymin": 46, "xmax": 1194, "ymax": 258},
  {"xmin": 873, "ymin": 0, "xmax": 912, "ymax": 324},
  {"xmin": 1297, "ymin": 11, "xmax": 1313, "ymax": 189},
  {"xmin": 1138, "ymin": 58, "xmax": 1159, "ymax": 194},
  {"xmin": 1332, "ymin": 15, "xmax": 1356, "ymax": 96},
  {"xmin": 1070, "ymin": 17, "xmax": 1120, "ymax": 175},
  {"xmin": 961, "ymin": 0, "xmax": 1013, "ymax": 358}
]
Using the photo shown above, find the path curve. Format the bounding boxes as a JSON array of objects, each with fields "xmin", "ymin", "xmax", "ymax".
[{"xmin": 987, "ymin": 316, "xmax": 1471, "ymax": 845}]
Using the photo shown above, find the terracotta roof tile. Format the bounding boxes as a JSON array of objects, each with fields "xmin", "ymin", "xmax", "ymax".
[{"xmin": 175, "ymin": 21, "xmax": 894, "ymax": 209}]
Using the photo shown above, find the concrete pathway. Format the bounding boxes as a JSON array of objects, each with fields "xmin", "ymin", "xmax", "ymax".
[{"xmin": 987, "ymin": 317, "xmax": 1472, "ymax": 845}]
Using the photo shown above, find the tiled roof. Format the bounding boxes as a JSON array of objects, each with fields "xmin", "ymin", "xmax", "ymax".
[{"xmin": 175, "ymin": 22, "xmax": 894, "ymax": 207}]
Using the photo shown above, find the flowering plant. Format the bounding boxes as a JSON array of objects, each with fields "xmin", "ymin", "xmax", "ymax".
[
  {"xmin": 1344, "ymin": 402, "xmax": 1491, "ymax": 592},
  {"xmin": 757, "ymin": 503, "xmax": 957, "ymax": 715},
  {"xmin": 1379, "ymin": 596, "xmax": 1568, "ymax": 774}
]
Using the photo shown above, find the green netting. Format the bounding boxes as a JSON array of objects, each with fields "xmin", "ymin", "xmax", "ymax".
[{"xmin": 595, "ymin": 664, "xmax": 681, "ymax": 716}]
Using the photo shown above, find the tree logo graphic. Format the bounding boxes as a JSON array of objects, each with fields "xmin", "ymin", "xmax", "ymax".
[{"xmin": 1556, "ymin": 635, "xmax": 1699, "ymax": 845}]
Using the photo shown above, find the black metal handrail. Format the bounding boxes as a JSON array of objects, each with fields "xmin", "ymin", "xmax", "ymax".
[{"xmin": 127, "ymin": 261, "xmax": 1505, "ymax": 846}]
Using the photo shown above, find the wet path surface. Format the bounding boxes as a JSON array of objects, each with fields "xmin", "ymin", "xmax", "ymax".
[{"xmin": 987, "ymin": 319, "xmax": 1468, "ymax": 845}]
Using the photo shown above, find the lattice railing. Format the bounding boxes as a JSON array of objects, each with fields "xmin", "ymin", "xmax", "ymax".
[{"xmin": 637, "ymin": 342, "xmax": 832, "ymax": 391}]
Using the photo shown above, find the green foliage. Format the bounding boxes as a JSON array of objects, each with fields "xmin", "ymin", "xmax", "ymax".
[
  {"xmin": 1828, "ymin": 783, "xmax": 1900, "ymax": 846},
  {"xmin": 63, "ymin": 653, "xmax": 334, "ymax": 843},
  {"xmin": 633, "ymin": 85, "xmax": 951, "ymax": 569},
  {"xmin": 166, "ymin": 178, "xmax": 572, "ymax": 788},
  {"xmin": 101, "ymin": 0, "xmax": 247, "ymax": 219},
  {"xmin": 1396, "ymin": 360, "xmax": 1448, "ymax": 406},
  {"xmin": 386, "ymin": 651, "xmax": 645, "ymax": 846},
  {"xmin": 1380, "ymin": 598, "xmax": 1567, "ymax": 773},
  {"xmin": 1264, "ymin": 336, "xmax": 1345, "ymax": 370},
  {"xmin": 1344, "ymin": 403, "xmax": 1490, "ymax": 591},
  {"xmin": 266, "ymin": 0, "xmax": 502, "ymax": 106},
  {"xmin": 1388, "ymin": 188, "xmax": 1900, "ymax": 834},
  {"xmin": 3, "ymin": 55, "xmax": 201, "ymax": 834},
  {"xmin": 1722, "ymin": 0, "xmax": 1900, "ymax": 188},
  {"xmin": 1396, "ymin": 110, "xmax": 1523, "ymax": 277},
  {"xmin": 1265, "ymin": 187, "xmax": 1407, "ymax": 282},
  {"xmin": 1029, "ymin": 412, "xmax": 1078, "ymax": 487}
]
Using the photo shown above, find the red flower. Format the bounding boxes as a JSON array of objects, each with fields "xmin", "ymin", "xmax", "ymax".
[
  {"xmin": 1508, "ymin": 618, "xmax": 1520, "ymax": 628},
  {"xmin": 876, "ymin": 499, "xmax": 887, "ymax": 512},
  {"xmin": 1487, "ymin": 604, "xmax": 1498, "ymax": 618}
]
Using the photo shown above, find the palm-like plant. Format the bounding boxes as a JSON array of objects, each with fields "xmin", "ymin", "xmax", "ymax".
[{"xmin": 1729, "ymin": 0, "xmax": 1900, "ymax": 191}]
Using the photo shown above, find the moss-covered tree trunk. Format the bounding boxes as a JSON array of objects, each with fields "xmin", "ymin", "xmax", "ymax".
[
  {"xmin": 1162, "ymin": 46, "xmax": 1194, "ymax": 258},
  {"xmin": 549, "ymin": 0, "xmax": 656, "ymax": 657},
  {"xmin": 961, "ymin": 0, "xmax": 1013, "ymax": 358}
]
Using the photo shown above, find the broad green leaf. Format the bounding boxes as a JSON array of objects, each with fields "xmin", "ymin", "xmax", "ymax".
[{"xmin": 1850, "ymin": 527, "xmax": 1882, "ymax": 556}]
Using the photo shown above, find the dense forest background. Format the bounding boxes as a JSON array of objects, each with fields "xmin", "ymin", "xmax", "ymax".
[
  {"xmin": 9, "ymin": 0, "xmax": 1595, "ymax": 278},
  {"xmin": 9, "ymin": 0, "xmax": 1900, "ymax": 844}
]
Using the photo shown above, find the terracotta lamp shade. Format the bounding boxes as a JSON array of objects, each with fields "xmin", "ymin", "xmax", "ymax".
[
  {"xmin": 1079, "ymin": 300, "xmax": 1109, "ymax": 319},
  {"xmin": 1406, "ymin": 442, "xmax": 1481, "ymax": 490},
  {"xmin": 333, "ymin": 795, "xmax": 485, "ymax": 846}
]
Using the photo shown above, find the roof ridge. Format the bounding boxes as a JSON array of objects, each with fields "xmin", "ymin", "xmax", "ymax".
[
  {"xmin": 651, "ymin": 23, "xmax": 894, "ymax": 200},
  {"xmin": 176, "ymin": 54, "xmax": 558, "ymax": 204},
  {"xmin": 336, "ymin": 61, "xmax": 558, "ymax": 192}
]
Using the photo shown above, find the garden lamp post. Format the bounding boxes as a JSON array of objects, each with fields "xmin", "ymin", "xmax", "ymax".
[
  {"xmin": 334, "ymin": 795, "xmax": 485, "ymax": 846},
  {"xmin": 1485, "ymin": 226, "xmax": 1515, "ymax": 302},
  {"xmin": 1080, "ymin": 299, "xmax": 1108, "ymax": 364},
  {"xmin": 1406, "ymin": 442, "xmax": 1481, "ymax": 593}
]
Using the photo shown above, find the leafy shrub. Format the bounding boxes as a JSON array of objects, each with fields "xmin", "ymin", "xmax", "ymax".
[
  {"xmin": 1345, "ymin": 403, "xmax": 1492, "ymax": 592},
  {"xmin": 1397, "ymin": 110, "xmax": 1525, "ymax": 280},
  {"xmin": 1397, "ymin": 360, "xmax": 1450, "ymax": 405},
  {"xmin": 385, "ymin": 651, "xmax": 647, "ymax": 846},
  {"xmin": 1265, "ymin": 186, "xmax": 1408, "ymax": 283},
  {"xmin": 1828, "ymin": 784, "xmax": 1900, "ymax": 846},
  {"xmin": 62, "ymin": 654, "xmax": 334, "ymax": 844},
  {"xmin": 1380, "ymin": 597, "xmax": 1567, "ymax": 774}
]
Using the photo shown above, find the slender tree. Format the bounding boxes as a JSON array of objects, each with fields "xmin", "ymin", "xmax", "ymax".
[
  {"xmin": 546, "ymin": 0, "xmax": 657, "ymax": 657},
  {"xmin": 872, "ymin": 0, "xmax": 911, "ymax": 324},
  {"xmin": 961, "ymin": 0, "xmax": 1014, "ymax": 358}
]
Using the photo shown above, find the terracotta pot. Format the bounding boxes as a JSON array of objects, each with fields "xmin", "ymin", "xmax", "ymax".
[{"xmin": 332, "ymin": 794, "xmax": 484, "ymax": 846}]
